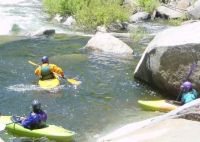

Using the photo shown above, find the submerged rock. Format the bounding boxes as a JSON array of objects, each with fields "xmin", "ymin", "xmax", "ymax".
[{"xmin": 30, "ymin": 28, "xmax": 55, "ymax": 37}]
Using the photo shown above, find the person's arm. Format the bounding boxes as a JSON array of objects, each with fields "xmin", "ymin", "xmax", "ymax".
[
  {"xmin": 180, "ymin": 92, "xmax": 185, "ymax": 104},
  {"xmin": 50, "ymin": 64, "xmax": 64, "ymax": 78},
  {"xmin": 193, "ymin": 89, "xmax": 198, "ymax": 98},
  {"xmin": 40, "ymin": 111, "xmax": 47, "ymax": 122},
  {"xmin": 21, "ymin": 113, "xmax": 40, "ymax": 128},
  {"xmin": 34, "ymin": 66, "xmax": 41, "ymax": 76}
]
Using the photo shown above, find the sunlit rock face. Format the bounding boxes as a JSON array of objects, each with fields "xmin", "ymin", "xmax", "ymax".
[
  {"xmin": 84, "ymin": 32, "xmax": 133, "ymax": 55},
  {"xmin": 187, "ymin": 0, "xmax": 200, "ymax": 19},
  {"xmin": 134, "ymin": 21, "xmax": 200, "ymax": 97}
]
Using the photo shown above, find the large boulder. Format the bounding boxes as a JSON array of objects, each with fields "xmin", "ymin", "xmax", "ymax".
[
  {"xmin": 98, "ymin": 119, "xmax": 200, "ymax": 142},
  {"xmin": 84, "ymin": 32, "xmax": 133, "ymax": 55},
  {"xmin": 129, "ymin": 12, "xmax": 150, "ymax": 23},
  {"xmin": 187, "ymin": 0, "xmax": 200, "ymax": 19},
  {"xmin": 176, "ymin": 0, "xmax": 192, "ymax": 10},
  {"xmin": 134, "ymin": 21, "xmax": 200, "ymax": 97},
  {"xmin": 156, "ymin": 6, "xmax": 185, "ymax": 19}
]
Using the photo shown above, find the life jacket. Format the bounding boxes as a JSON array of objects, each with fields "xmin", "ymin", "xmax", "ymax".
[
  {"xmin": 22, "ymin": 111, "xmax": 47, "ymax": 130},
  {"xmin": 181, "ymin": 89, "xmax": 198, "ymax": 104},
  {"xmin": 32, "ymin": 111, "xmax": 47, "ymax": 129},
  {"xmin": 41, "ymin": 64, "xmax": 54, "ymax": 80}
]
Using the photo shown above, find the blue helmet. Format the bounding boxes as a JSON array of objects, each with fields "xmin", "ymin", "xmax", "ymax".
[
  {"xmin": 41, "ymin": 56, "xmax": 49, "ymax": 63},
  {"xmin": 181, "ymin": 81, "xmax": 193, "ymax": 92},
  {"xmin": 32, "ymin": 99, "xmax": 41, "ymax": 112}
]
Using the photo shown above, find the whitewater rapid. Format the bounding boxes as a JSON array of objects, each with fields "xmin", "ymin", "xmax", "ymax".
[{"xmin": 0, "ymin": 0, "xmax": 73, "ymax": 36}]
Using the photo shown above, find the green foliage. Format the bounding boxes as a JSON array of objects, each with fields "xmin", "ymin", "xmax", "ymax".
[
  {"xmin": 76, "ymin": 0, "xmax": 129, "ymax": 29},
  {"xmin": 167, "ymin": 19, "xmax": 184, "ymax": 26},
  {"xmin": 42, "ymin": 0, "xmax": 130, "ymax": 29},
  {"xmin": 43, "ymin": 0, "xmax": 63, "ymax": 15},
  {"xmin": 43, "ymin": 0, "xmax": 88, "ymax": 15},
  {"xmin": 61, "ymin": 0, "xmax": 87, "ymax": 15},
  {"xmin": 137, "ymin": 0, "xmax": 159, "ymax": 13},
  {"xmin": 154, "ymin": 18, "xmax": 184, "ymax": 26}
]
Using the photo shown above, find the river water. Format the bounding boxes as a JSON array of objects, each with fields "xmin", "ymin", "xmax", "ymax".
[
  {"xmin": 0, "ymin": 0, "xmax": 167, "ymax": 142},
  {"xmin": 0, "ymin": 34, "xmax": 164, "ymax": 142}
]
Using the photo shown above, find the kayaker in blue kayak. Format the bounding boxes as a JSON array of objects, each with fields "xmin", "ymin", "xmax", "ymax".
[
  {"xmin": 179, "ymin": 81, "xmax": 198, "ymax": 104},
  {"xmin": 35, "ymin": 56, "xmax": 64, "ymax": 80},
  {"xmin": 20, "ymin": 100, "xmax": 47, "ymax": 129}
]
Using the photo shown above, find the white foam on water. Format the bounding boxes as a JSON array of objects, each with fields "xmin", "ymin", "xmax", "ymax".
[
  {"xmin": 0, "ymin": 0, "xmax": 90, "ymax": 36},
  {"xmin": 0, "ymin": 15, "xmax": 13, "ymax": 35},
  {"xmin": 7, "ymin": 84, "xmax": 42, "ymax": 92},
  {"xmin": 0, "ymin": 0, "xmax": 26, "ymax": 5},
  {"xmin": 0, "ymin": 0, "xmax": 49, "ymax": 35},
  {"xmin": 48, "ymin": 85, "xmax": 65, "ymax": 93},
  {"xmin": 7, "ymin": 84, "xmax": 65, "ymax": 93}
]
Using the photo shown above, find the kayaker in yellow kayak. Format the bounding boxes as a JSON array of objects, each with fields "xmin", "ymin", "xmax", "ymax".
[
  {"xmin": 15, "ymin": 100, "xmax": 47, "ymax": 129},
  {"xmin": 35, "ymin": 56, "xmax": 64, "ymax": 80}
]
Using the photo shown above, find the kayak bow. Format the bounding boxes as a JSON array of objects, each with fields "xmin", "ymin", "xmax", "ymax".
[{"xmin": 138, "ymin": 100, "xmax": 179, "ymax": 112}]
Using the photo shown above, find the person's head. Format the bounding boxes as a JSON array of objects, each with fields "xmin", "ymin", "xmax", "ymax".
[
  {"xmin": 32, "ymin": 99, "xmax": 41, "ymax": 113},
  {"xmin": 181, "ymin": 81, "xmax": 193, "ymax": 92},
  {"xmin": 41, "ymin": 56, "xmax": 49, "ymax": 64}
]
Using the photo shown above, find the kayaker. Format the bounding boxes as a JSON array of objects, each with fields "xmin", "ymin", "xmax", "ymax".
[
  {"xmin": 179, "ymin": 81, "xmax": 198, "ymax": 104},
  {"xmin": 20, "ymin": 100, "xmax": 47, "ymax": 129},
  {"xmin": 35, "ymin": 56, "xmax": 64, "ymax": 80}
]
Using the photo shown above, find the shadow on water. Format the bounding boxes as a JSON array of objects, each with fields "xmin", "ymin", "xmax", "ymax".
[{"xmin": 0, "ymin": 35, "xmax": 163, "ymax": 142}]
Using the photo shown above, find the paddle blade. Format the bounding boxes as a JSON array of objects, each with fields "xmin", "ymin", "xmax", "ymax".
[
  {"xmin": 0, "ymin": 123, "xmax": 6, "ymax": 132},
  {"xmin": 67, "ymin": 79, "xmax": 81, "ymax": 85}
]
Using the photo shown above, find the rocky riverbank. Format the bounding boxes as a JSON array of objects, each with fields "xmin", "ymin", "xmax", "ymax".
[
  {"xmin": 97, "ymin": 98, "xmax": 200, "ymax": 142},
  {"xmin": 98, "ymin": 118, "xmax": 200, "ymax": 142}
]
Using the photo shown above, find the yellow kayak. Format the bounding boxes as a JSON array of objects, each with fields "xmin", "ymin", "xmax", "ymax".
[
  {"xmin": 138, "ymin": 100, "xmax": 180, "ymax": 112},
  {"xmin": 0, "ymin": 116, "xmax": 75, "ymax": 142},
  {"xmin": 38, "ymin": 78, "xmax": 60, "ymax": 89}
]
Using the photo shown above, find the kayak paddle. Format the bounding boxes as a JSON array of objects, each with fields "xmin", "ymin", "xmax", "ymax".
[{"xmin": 28, "ymin": 60, "xmax": 81, "ymax": 86}]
